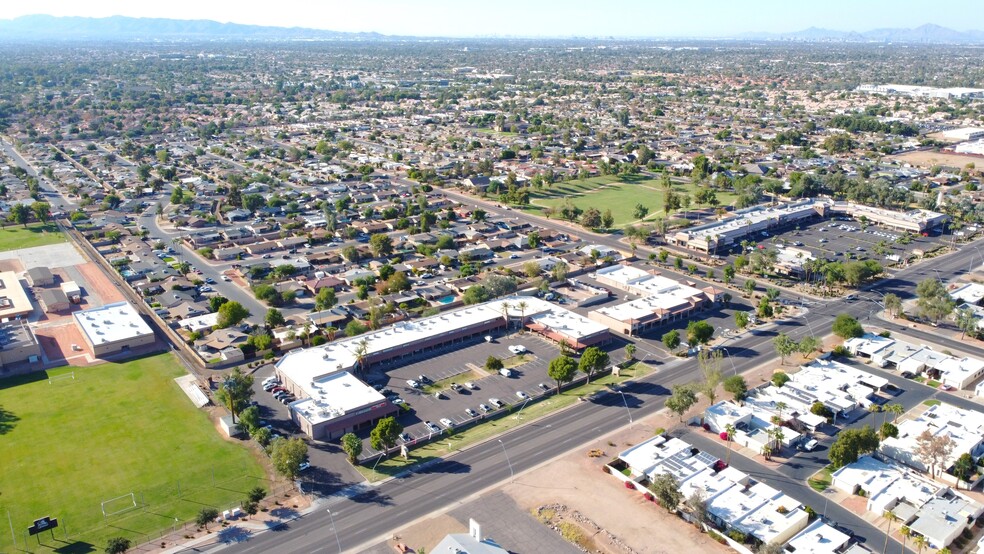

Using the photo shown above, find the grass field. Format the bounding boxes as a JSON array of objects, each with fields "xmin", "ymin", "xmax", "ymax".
[
  {"xmin": 356, "ymin": 362, "xmax": 653, "ymax": 482},
  {"xmin": 0, "ymin": 223, "xmax": 65, "ymax": 252},
  {"xmin": 522, "ymin": 175, "xmax": 737, "ymax": 227},
  {"xmin": 0, "ymin": 354, "xmax": 265, "ymax": 552}
]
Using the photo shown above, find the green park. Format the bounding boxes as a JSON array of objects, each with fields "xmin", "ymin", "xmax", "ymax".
[
  {"xmin": 0, "ymin": 353, "xmax": 264, "ymax": 551},
  {"xmin": 0, "ymin": 222, "xmax": 66, "ymax": 251}
]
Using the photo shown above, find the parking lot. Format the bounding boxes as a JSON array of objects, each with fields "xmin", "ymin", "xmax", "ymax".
[
  {"xmin": 365, "ymin": 333, "xmax": 568, "ymax": 456},
  {"xmin": 721, "ymin": 216, "xmax": 951, "ymax": 270}
]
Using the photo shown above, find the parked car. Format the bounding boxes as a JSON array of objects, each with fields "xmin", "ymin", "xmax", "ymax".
[
  {"xmin": 508, "ymin": 344, "xmax": 527, "ymax": 354},
  {"xmin": 489, "ymin": 398, "xmax": 504, "ymax": 409},
  {"xmin": 499, "ymin": 368, "xmax": 513, "ymax": 378},
  {"xmin": 418, "ymin": 375, "xmax": 432, "ymax": 384},
  {"xmin": 399, "ymin": 432, "xmax": 412, "ymax": 442},
  {"xmin": 538, "ymin": 383, "xmax": 550, "ymax": 391},
  {"xmin": 391, "ymin": 397, "xmax": 405, "ymax": 405},
  {"xmin": 263, "ymin": 383, "xmax": 278, "ymax": 392},
  {"xmin": 464, "ymin": 382, "xmax": 478, "ymax": 390},
  {"xmin": 478, "ymin": 403, "xmax": 492, "ymax": 413},
  {"xmin": 406, "ymin": 379, "xmax": 421, "ymax": 389},
  {"xmin": 449, "ymin": 383, "xmax": 462, "ymax": 392},
  {"xmin": 516, "ymin": 391, "xmax": 529, "ymax": 400},
  {"xmin": 802, "ymin": 438, "xmax": 819, "ymax": 451},
  {"xmin": 298, "ymin": 462, "xmax": 311, "ymax": 472},
  {"xmin": 424, "ymin": 421, "xmax": 441, "ymax": 433},
  {"xmin": 270, "ymin": 386, "xmax": 287, "ymax": 394},
  {"xmin": 439, "ymin": 418, "xmax": 454, "ymax": 428},
  {"xmin": 465, "ymin": 408, "xmax": 478, "ymax": 417},
  {"xmin": 205, "ymin": 277, "xmax": 216, "ymax": 284}
]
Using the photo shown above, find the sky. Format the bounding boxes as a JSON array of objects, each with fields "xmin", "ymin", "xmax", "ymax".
[{"xmin": 1, "ymin": 0, "xmax": 982, "ymax": 38}]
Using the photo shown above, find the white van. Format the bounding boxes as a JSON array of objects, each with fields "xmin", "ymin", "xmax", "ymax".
[{"xmin": 499, "ymin": 368, "xmax": 513, "ymax": 378}]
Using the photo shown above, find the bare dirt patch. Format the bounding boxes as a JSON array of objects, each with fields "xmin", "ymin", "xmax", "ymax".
[
  {"xmin": 34, "ymin": 321, "xmax": 92, "ymax": 365},
  {"xmin": 74, "ymin": 262, "xmax": 126, "ymax": 303},
  {"xmin": 892, "ymin": 149, "xmax": 983, "ymax": 169}
]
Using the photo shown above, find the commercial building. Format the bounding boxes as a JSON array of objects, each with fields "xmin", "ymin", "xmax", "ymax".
[
  {"xmin": 0, "ymin": 271, "xmax": 33, "ymax": 320},
  {"xmin": 856, "ymin": 84, "xmax": 984, "ymax": 100},
  {"xmin": 846, "ymin": 333, "xmax": 984, "ymax": 389},
  {"xmin": 827, "ymin": 202, "xmax": 948, "ymax": 233},
  {"xmin": 668, "ymin": 200, "xmax": 822, "ymax": 253},
  {"xmin": 73, "ymin": 301, "xmax": 156, "ymax": 357},
  {"xmin": 0, "ymin": 320, "xmax": 41, "ymax": 368},
  {"xmin": 589, "ymin": 265, "xmax": 720, "ymax": 335},
  {"xmin": 286, "ymin": 370, "xmax": 398, "ymax": 441},
  {"xmin": 276, "ymin": 296, "xmax": 608, "ymax": 439}
]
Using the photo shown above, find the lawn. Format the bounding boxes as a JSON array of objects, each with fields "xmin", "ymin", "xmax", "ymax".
[
  {"xmin": 0, "ymin": 354, "xmax": 265, "ymax": 552},
  {"xmin": 808, "ymin": 465, "xmax": 834, "ymax": 492},
  {"xmin": 356, "ymin": 363, "xmax": 653, "ymax": 482},
  {"xmin": 522, "ymin": 175, "xmax": 737, "ymax": 228},
  {"xmin": 0, "ymin": 223, "xmax": 66, "ymax": 251}
]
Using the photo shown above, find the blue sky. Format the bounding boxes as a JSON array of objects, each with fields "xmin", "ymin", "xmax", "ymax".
[{"xmin": 2, "ymin": 0, "xmax": 981, "ymax": 38}]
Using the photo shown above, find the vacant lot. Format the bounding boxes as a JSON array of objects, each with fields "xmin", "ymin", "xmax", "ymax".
[
  {"xmin": 524, "ymin": 175, "xmax": 736, "ymax": 227},
  {"xmin": 0, "ymin": 354, "xmax": 264, "ymax": 551},
  {"xmin": 0, "ymin": 223, "xmax": 66, "ymax": 252},
  {"xmin": 892, "ymin": 149, "xmax": 983, "ymax": 169}
]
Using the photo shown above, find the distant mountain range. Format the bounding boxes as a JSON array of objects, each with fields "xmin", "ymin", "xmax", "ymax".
[
  {"xmin": 739, "ymin": 23, "xmax": 984, "ymax": 44},
  {"xmin": 0, "ymin": 15, "xmax": 983, "ymax": 44}
]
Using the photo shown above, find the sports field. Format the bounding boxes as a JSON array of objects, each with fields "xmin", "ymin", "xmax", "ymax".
[
  {"xmin": 523, "ymin": 175, "xmax": 736, "ymax": 227},
  {"xmin": 0, "ymin": 354, "xmax": 265, "ymax": 551},
  {"xmin": 0, "ymin": 223, "xmax": 66, "ymax": 251}
]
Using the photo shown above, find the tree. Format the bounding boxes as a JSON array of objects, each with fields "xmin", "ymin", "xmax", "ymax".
[
  {"xmin": 11, "ymin": 203, "xmax": 30, "ymax": 227},
  {"xmin": 209, "ymin": 295, "xmax": 229, "ymax": 313},
  {"xmin": 315, "ymin": 287, "xmax": 337, "ymax": 311},
  {"xmin": 724, "ymin": 423, "xmax": 737, "ymax": 464},
  {"xmin": 724, "ymin": 375, "xmax": 747, "ymax": 404},
  {"xmin": 772, "ymin": 372, "xmax": 790, "ymax": 387},
  {"xmin": 662, "ymin": 329, "xmax": 681, "ymax": 350},
  {"xmin": 633, "ymin": 203, "xmax": 649, "ymax": 220},
  {"xmin": 883, "ymin": 510, "xmax": 899, "ymax": 554},
  {"xmin": 757, "ymin": 297, "xmax": 774, "ymax": 319},
  {"xmin": 797, "ymin": 336, "xmax": 822, "ymax": 359},
  {"xmin": 698, "ymin": 349, "xmax": 723, "ymax": 405},
  {"xmin": 684, "ymin": 489, "xmax": 709, "ymax": 528},
  {"xmin": 734, "ymin": 311, "xmax": 749, "ymax": 330},
  {"xmin": 601, "ymin": 209, "xmax": 615, "ymax": 229},
  {"xmin": 341, "ymin": 433, "xmax": 362, "ymax": 464},
  {"xmin": 547, "ymin": 355, "xmax": 578, "ymax": 394},
  {"xmin": 105, "ymin": 537, "xmax": 132, "ymax": 554},
  {"xmin": 579, "ymin": 207, "xmax": 602, "ymax": 228},
  {"xmin": 624, "ymin": 344, "xmax": 636, "ymax": 363},
  {"xmin": 828, "ymin": 426, "xmax": 880, "ymax": 468},
  {"xmin": 523, "ymin": 261, "xmax": 542, "ymax": 279},
  {"xmin": 578, "ymin": 346, "xmax": 609, "ymax": 380},
  {"xmin": 914, "ymin": 429, "xmax": 955, "ymax": 477},
  {"xmin": 648, "ymin": 472, "xmax": 682, "ymax": 512},
  {"xmin": 196, "ymin": 507, "xmax": 219, "ymax": 531},
  {"xmin": 722, "ymin": 264, "xmax": 735, "ymax": 285},
  {"xmin": 757, "ymin": 543, "xmax": 784, "ymax": 554},
  {"xmin": 686, "ymin": 320, "xmax": 714, "ymax": 346},
  {"xmin": 217, "ymin": 301, "xmax": 250, "ymax": 328},
  {"xmin": 216, "ymin": 368, "xmax": 254, "ymax": 423},
  {"xmin": 773, "ymin": 333, "xmax": 797, "ymax": 365},
  {"xmin": 486, "ymin": 355, "xmax": 506, "ymax": 372},
  {"xmin": 911, "ymin": 534, "xmax": 928, "ymax": 554},
  {"xmin": 369, "ymin": 416, "xmax": 404, "ymax": 451},
  {"xmin": 879, "ymin": 421, "xmax": 899, "ymax": 440},
  {"xmin": 743, "ymin": 279, "xmax": 756, "ymax": 296},
  {"xmin": 956, "ymin": 306, "xmax": 980, "ymax": 339},
  {"xmin": 953, "ymin": 453, "xmax": 975, "ymax": 486},
  {"xmin": 883, "ymin": 293, "xmax": 902, "ymax": 318},
  {"xmin": 265, "ymin": 308, "xmax": 286, "ymax": 328},
  {"xmin": 369, "ymin": 233, "xmax": 394, "ymax": 257},
  {"xmin": 666, "ymin": 384, "xmax": 698, "ymax": 421},
  {"xmin": 239, "ymin": 405, "xmax": 261, "ymax": 435},
  {"xmin": 916, "ymin": 277, "xmax": 954, "ymax": 324},
  {"xmin": 31, "ymin": 201, "xmax": 50, "ymax": 225},
  {"xmin": 832, "ymin": 313, "xmax": 863, "ymax": 339},
  {"xmin": 269, "ymin": 437, "xmax": 308, "ymax": 480}
]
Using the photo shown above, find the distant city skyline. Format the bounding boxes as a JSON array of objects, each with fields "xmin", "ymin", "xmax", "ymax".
[{"xmin": 2, "ymin": 0, "xmax": 983, "ymax": 39}]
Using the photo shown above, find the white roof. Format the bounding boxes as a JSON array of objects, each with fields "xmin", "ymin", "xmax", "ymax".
[
  {"xmin": 882, "ymin": 402, "xmax": 984, "ymax": 471},
  {"xmin": 178, "ymin": 312, "xmax": 219, "ymax": 333},
  {"xmin": 949, "ymin": 282, "xmax": 984, "ymax": 305},
  {"xmin": 73, "ymin": 301, "xmax": 154, "ymax": 345},
  {"xmin": 290, "ymin": 371, "xmax": 387, "ymax": 426},
  {"xmin": 785, "ymin": 520, "xmax": 851, "ymax": 554}
]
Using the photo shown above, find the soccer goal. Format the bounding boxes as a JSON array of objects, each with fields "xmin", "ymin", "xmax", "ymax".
[
  {"xmin": 48, "ymin": 372, "xmax": 75, "ymax": 385},
  {"xmin": 101, "ymin": 492, "xmax": 138, "ymax": 517}
]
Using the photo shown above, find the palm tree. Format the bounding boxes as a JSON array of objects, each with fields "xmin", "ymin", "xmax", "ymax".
[
  {"xmin": 887, "ymin": 403, "xmax": 904, "ymax": 423},
  {"xmin": 882, "ymin": 510, "xmax": 898, "ymax": 554},
  {"xmin": 775, "ymin": 401, "xmax": 787, "ymax": 424},
  {"xmin": 516, "ymin": 300, "xmax": 528, "ymax": 334},
  {"xmin": 911, "ymin": 534, "xmax": 927, "ymax": 554},
  {"xmin": 353, "ymin": 338, "xmax": 369, "ymax": 378},
  {"xmin": 325, "ymin": 326, "xmax": 338, "ymax": 342},
  {"xmin": 500, "ymin": 301, "xmax": 511, "ymax": 332},
  {"xmin": 869, "ymin": 404, "xmax": 883, "ymax": 427},
  {"xmin": 899, "ymin": 525, "xmax": 911, "ymax": 554},
  {"xmin": 724, "ymin": 423, "xmax": 736, "ymax": 465}
]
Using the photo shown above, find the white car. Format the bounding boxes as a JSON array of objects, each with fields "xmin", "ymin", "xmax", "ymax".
[
  {"xmin": 439, "ymin": 418, "xmax": 455, "ymax": 428},
  {"xmin": 489, "ymin": 398, "xmax": 504, "ymax": 408},
  {"xmin": 424, "ymin": 421, "xmax": 441, "ymax": 433},
  {"xmin": 406, "ymin": 379, "xmax": 420, "ymax": 389},
  {"xmin": 465, "ymin": 408, "xmax": 478, "ymax": 417},
  {"xmin": 802, "ymin": 439, "xmax": 819, "ymax": 452},
  {"xmin": 221, "ymin": 275, "xmax": 232, "ymax": 282},
  {"xmin": 464, "ymin": 381, "xmax": 477, "ymax": 390},
  {"xmin": 508, "ymin": 344, "xmax": 527, "ymax": 355},
  {"xmin": 516, "ymin": 391, "xmax": 529, "ymax": 400}
]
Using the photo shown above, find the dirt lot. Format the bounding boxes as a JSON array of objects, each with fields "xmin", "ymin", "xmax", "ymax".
[
  {"xmin": 33, "ymin": 321, "xmax": 92, "ymax": 365},
  {"xmin": 74, "ymin": 261, "xmax": 126, "ymax": 304},
  {"xmin": 892, "ymin": 149, "xmax": 983, "ymax": 169}
]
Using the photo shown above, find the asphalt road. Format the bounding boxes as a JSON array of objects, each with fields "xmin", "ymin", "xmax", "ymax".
[{"xmin": 200, "ymin": 231, "xmax": 984, "ymax": 554}]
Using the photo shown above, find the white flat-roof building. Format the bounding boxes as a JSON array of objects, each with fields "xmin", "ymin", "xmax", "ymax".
[
  {"xmin": 178, "ymin": 312, "xmax": 220, "ymax": 333},
  {"xmin": 707, "ymin": 477, "xmax": 809, "ymax": 546},
  {"xmin": 784, "ymin": 519, "xmax": 852, "ymax": 554},
  {"xmin": 0, "ymin": 271, "xmax": 32, "ymax": 320},
  {"xmin": 286, "ymin": 370, "xmax": 397, "ymax": 441},
  {"xmin": 828, "ymin": 202, "xmax": 948, "ymax": 233},
  {"xmin": 768, "ymin": 360, "xmax": 885, "ymax": 420},
  {"xmin": 881, "ymin": 403, "xmax": 984, "ymax": 475},
  {"xmin": 669, "ymin": 200, "xmax": 823, "ymax": 253},
  {"xmin": 949, "ymin": 282, "xmax": 984, "ymax": 306},
  {"xmin": 73, "ymin": 301, "xmax": 156, "ymax": 357},
  {"xmin": 857, "ymin": 84, "xmax": 984, "ymax": 100}
]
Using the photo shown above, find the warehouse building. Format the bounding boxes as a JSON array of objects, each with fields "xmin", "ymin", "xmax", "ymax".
[
  {"xmin": 73, "ymin": 301, "xmax": 156, "ymax": 357},
  {"xmin": 0, "ymin": 271, "xmax": 33, "ymax": 320},
  {"xmin": 26, "ymin": 266, "xmax": 54, "ymax": 287}
]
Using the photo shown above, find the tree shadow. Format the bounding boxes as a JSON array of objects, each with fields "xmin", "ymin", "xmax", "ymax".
[
  {"xmin": 216, "ymin": 526, "xmax": 253, "ymax": 544},
  {"xmin": 53, "ymin": 541, "xmax": 96, "ymax": 554},
  {"xmin": 416, "ymin": 459, "xmax": 470, "ymax": 476},
  {"xmin": 348, "ymin": 487, "xmax": 394, "ymax": 506},
  {"xmin": 0, "ymin": 405, "xmax": 20, "ymax": 435}
]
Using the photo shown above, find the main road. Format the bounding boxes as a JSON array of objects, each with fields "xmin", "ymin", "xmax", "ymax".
[{"xmin": 208, "ymin": 226, "xmax": 983, "ymax": 553}]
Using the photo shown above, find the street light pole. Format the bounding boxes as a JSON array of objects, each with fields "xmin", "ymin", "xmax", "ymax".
[
  {"xmin": 719, "ymin": 346, "xmax": 739, "ymax": 375},
  {"xmin": 498, "ymin": 439, "xmax": 514, "ymax": 478},
  {"xmin": 616, "ymin": 390, "xmax": 632, "ymax": 425},
  {"xmin": 326, "ymin": 509, "xmax": 342, "ymax": 554}
]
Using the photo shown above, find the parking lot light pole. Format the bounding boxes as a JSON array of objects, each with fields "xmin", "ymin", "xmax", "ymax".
[
  {"xmin": 326, "ymin": 509, "xmax": 342, "ymax": 554},
  {"xmin": 498, "ymin": 439, "xmax": 514, "ymax": 478}
]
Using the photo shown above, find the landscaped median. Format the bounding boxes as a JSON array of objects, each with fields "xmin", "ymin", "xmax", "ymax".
[{"xmin": 354, "ymin": 362, "xmax": 654, "ymax": 483}]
